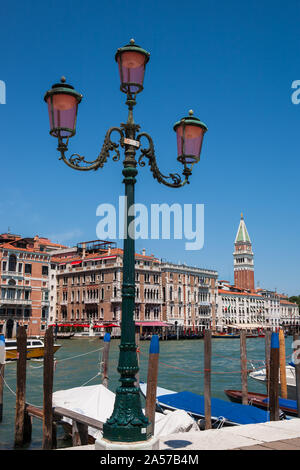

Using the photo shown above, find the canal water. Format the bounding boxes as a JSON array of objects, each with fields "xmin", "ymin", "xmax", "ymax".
[{"xmin": 0, "ymin": 335, "xmax": 295, "ymax": 449}]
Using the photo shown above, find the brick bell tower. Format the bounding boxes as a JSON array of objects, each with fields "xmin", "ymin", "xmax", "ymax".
[{"xmin": 233, "ymin": 213, "xmax": 254, "ymax": 290}]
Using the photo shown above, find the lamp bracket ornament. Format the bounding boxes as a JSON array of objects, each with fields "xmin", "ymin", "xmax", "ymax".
[
  {"xmin": 137, "ymin": 132, "xmax": 190, "ymax": 187},
  {"xmin": 57, "ymin": 126, "xmax": 125, "ymax": 171}
]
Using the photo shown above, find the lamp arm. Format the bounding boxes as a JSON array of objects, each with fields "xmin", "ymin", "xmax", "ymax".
[
  {"xmin": 136, "ymin": 132, "xmax": 191, "ymax": 188},
  {"xmin": 57, "ymin": 127, "xmax": 125, "ymax": 171}
]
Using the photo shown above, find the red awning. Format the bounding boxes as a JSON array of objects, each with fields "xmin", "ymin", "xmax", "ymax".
[
  {"xmin": 71, "ymin": 260, "xmax": 82, "ymax": 265},
  {"xmin": 135, "ymin": 321, "xmax": 171, "ymax": 327}
]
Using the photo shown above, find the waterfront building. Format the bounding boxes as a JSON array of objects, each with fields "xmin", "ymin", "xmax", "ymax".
[
  {"xmin": 160, "ymin": 262, "xmax": 218, "ymax": 333},
  {"xmin": 50, "ymin": 240, "xmax": 218, "ymax": 334},
  {"xmin": 216, "ymin": 282, "xmax": 300, "ymax": 331},
  {"xmin": 0, "ymin": 233, "xmax": 66, "ymax": 337}
]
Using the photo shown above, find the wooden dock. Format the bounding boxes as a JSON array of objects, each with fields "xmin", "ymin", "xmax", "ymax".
[{"xmin": 59, "ymin": 419, "xmax": 300, "ymax": 450}]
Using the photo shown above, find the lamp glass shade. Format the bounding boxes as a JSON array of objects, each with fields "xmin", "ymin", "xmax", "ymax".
[
  {"xmin": 117, "ymin": 50, "xmax": 147, "ymax": 94},
  {"xmin": 176, "ymin": 124, "xmax": 205, "ymax": 163},
  {"xmin": 47, "ymin": 93, "xmax": 78, "ymax": 138}
]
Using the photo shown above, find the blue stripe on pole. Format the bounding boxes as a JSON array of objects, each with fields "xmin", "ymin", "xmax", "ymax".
[
  {"xmin": 271, "ymin": 332, "xmax": 279, "ymax": 349},
  {"xmin": 149, "ymin": 335, "xmax": 159, "ymax": 354},
  {"xmin": 103, "ymin": 333, "xmax": 111, "ymax": 343},
  {"xmin": 0, "ymin": 334, "xmax": 5, "ymax": 345}
]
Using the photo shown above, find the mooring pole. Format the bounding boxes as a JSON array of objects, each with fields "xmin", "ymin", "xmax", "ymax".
[
  {"xmin": 0, "ymin": 334, "xmax": 5, "ymax": 422},
  {"xmin": 265, "ymin": 329, "xmax": 271, "ymax": 393},
  {"xmin": 204, "ymin": 329, "xmax": 212, "ymax": 429},
  {"xmin": 293, "ymin": 333, "xmax": 300, "ymax": 417},
  {"xmin": 134, "ymin": 327, "xmax": 140, "ymax": 388},
  {"xmin": 102, "ymin": 332, "xmax": 111, "ymax": 388},
  {"xmin": 145, "ymin": 335, "xmax": 159, "ymax": 436},
  {"xmin": 240, "ymin": 329, "xmax": 248, "ymax": 405},
  {"xmin": 43, "ymin": 326, "xmax": 55, "ymax": 449},
  {"xmin": 269, "ymin": 331, "xmax": 280, "ymax": 421},
  {"xmin": 14, "ymin": 326, "xmax": 27, "ymax": 447},
  {"xmin": 279, "ymin": 328, "xmax": 287, "ymax": 399}
]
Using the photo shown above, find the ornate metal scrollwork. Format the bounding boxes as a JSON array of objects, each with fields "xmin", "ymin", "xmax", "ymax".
[
  {"xmin": 57, "ymin": 127, "xmax": 125, "ymax": 171},
  {"xmin": 137, "ymin": 132, "xmax": 190, "ymax": 187}
]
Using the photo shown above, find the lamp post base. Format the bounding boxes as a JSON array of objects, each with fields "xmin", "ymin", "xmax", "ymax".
[{"xmin": 95, "ymin": 435, "xmax": 159, "ymax": 451}]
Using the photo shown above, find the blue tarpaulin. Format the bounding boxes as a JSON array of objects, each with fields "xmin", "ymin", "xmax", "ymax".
[{"xmin": 157, "ymin": 391, "xmax": 270, "ymax": 425}]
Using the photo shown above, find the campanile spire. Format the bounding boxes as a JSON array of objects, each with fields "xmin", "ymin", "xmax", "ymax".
[{"xmin": 233, "ymin": 213, "xmax": 254, "ymax": 290}]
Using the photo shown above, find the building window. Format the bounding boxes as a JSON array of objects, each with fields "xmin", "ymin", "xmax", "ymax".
[
  {"xmin": 8, "ymin": 255, "xmax": 17, "ymax": 272},
  {"xmin": 42, "ymin": 266, "xmax": 49, "ymax": 276},
  {"xmin": 25, "ymin": 264, "xmax": 32, "ymax": 274}
]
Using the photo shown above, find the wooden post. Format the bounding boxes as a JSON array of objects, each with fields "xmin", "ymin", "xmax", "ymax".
[
  {"xmin": 265, "ymin": 329, "xmax": 271, "ymax": 393},
  {"xmin": 0, "ymin": 334, "xmax": 5, "ymax": 423},
  {"xmin": 240, "ymin": 330, "xmax": 248, "ymax": 405},
  {"xmin": 279, "ymin": 328, "xmax": 287, "ymax": 399},
  {"xmin": 72, "ymin": 420, "xmax": 89, "ymax": 446},
  {"xmin": 101, "ymin": 332, "xmax": 111, "ymax": 388},
  {"xmin": 204, "ymin": 329, "xmax": 212, "ymax": 429},
  {"xmin": 145, "ymin": 335, "xmax": 159, "ymax": 436},
  {"xmin": 43, "ymin": 326, "xmax": 54, "ymax": 450},
  {"xmin": 14, "ymin": 326, "xmax": 27, "ymax": 447},
  {"xmin": 134, "ymin": 328, "xmax": 140, "ymax": 388},
  {"xmin": 269, "ymin": 331, "xmax": 280, "ymax": 421},
  {"xmin": 293, "ymin": 333, "xmax": 300, "ymax": 417}
]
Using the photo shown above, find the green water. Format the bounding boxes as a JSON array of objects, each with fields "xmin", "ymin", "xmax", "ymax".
[{"xmin": 0, "ymin": 336, "xmax": 294, "ymax": 449}]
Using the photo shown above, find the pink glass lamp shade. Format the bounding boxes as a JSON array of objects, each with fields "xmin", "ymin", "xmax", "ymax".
[
  {"xmin": 115, "ymin": 39, "xmax": 150, "ymax": 95},
  {"xmin": 44, "ymin": 77, "xmax": 82, "ymax": 139},
  {"xmin": 173, "ymin": 110, "xmax": 207, "ymax": 166}
]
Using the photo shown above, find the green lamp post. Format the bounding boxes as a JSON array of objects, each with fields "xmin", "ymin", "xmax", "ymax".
[{"xmin": 44, "ymin": 39, "xmax": 207, "ymax": 445}]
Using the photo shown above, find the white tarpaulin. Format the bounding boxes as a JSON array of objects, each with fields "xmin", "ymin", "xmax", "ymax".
[{"xmin": 53, "ymin": 384, "xmax": 199, "ymax": 439}]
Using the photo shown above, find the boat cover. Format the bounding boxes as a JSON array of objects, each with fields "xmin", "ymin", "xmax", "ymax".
[
  {"xmin": 53, "ymin": 384, "xmax": 199, "ymax": 439},
  {"xmin": 157, "ymin": 391, "xmax": 271, "ymax": 425},
  {"xmin": 262, "ymin": 397, "xmax": 297, "ymax": 410}
]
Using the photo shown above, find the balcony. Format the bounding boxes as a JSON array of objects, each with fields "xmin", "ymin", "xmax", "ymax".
[
  {"xmin": 0, "ymin": 299, "xmax": 32, "ymax": 306},
  {"xmin": 84, "ymin": 298, "xmax": 98, "ymax": 304}
]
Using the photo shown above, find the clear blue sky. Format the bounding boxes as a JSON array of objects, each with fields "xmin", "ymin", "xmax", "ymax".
[{"xmin": 0, "ymin": 0, "xmax": 299, "ymax": 295}]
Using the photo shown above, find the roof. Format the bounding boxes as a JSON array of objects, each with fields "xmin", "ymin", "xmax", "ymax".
[
  {"xmin": 52, "ymin": 247, "xmax": 160, "ymax": 265},
  {"xmin": 235, "ymin": 213, "xmax": 251, "ymax": 244},
  {"xmin": 218, "ymin": 288, "xmax": 264, "ymax": 298}
]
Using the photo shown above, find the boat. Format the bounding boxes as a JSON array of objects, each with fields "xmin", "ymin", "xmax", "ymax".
[
  {"xmin": 139, "ymin": 383, "xmax": 274, "ymax": 427},
  {"xmin": 249, "ymin": 363, "xmax": 297, "ymax": 400},
  {"xmin": 211, "ymin": 332, "xmax": 240, "ymax": 339},
  {"xmin": 5, "ymin": 338, "xmax": 61, "ymax": 361},
  {"xmin": 225, "ymin": 389, "xmax": 297, "ymax": 417},
  {"xmin": 55, "ymin": 332, "xmax": 75, "ymax": 339},
  {"xmin": 52, "ymin": 383, "xmax": 200, "ymax": 443}
]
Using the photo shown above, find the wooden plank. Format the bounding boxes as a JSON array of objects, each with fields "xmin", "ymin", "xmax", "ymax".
[
  {"xmin": 14, "ymin": 326, "xmax": 27, "ymax": 447},
  {"xmin": 145, "ymin": 335, "xmax": 159, "ymax": 436},
  {"xmin": 240, "ymin": 330, "xmax": 248, "ymax": 405},
  {"xmin": 72, "ymin": 420, "xmax": 89, "ymax": 446},
  {"xmin": 204, "ymin": 329, "xmax": 212, "ymax": 430},
  {"xmin": 53, "ymin": 406, "xmax": 103, "ymax": 430},
  {"xmin": 43, "ymin": 327, "xmax": 54, "ymax": 450}
]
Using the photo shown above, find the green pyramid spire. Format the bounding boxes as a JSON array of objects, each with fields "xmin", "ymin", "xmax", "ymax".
[{"xmin": 235, "ymin": 213, "xmax": 251, "ymax": 243}]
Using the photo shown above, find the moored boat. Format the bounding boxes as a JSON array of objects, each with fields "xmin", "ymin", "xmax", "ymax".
[
  {"xmin": 225, "ymin": 389, "xmax": 297, "ymax": 417},
  {"xmin": 249, "ymin": 363, "xmax": 296, "ymax": 400},
  {"xmin": 211, "ymin": 332, "xmax": 240, "ymax": 339},
  {"xmin": 5, "ymin": 338, "xmax": 61, "ymax": 361},
  {"xmin": 139, "ymin": 382, "xmax": 275, "ymax": 427}
]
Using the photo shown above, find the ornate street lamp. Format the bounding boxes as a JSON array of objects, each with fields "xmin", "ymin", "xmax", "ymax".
[{"xmin": 44, "ymin": 39, "xmax": 207, "ymax": 446}]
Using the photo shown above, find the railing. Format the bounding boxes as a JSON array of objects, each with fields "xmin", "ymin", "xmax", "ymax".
[{"xmin": 0, "ymin": 299, "xmax": 32, "ymax": 305}]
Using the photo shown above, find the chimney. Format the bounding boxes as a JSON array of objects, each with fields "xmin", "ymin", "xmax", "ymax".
[
  {"xmin": 142, "ymin": 248, "xmax": 146, "ymax": 256},
  {"xmin": 82, "ymin": 242, "xmax": 86, "ymax": 259}
]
